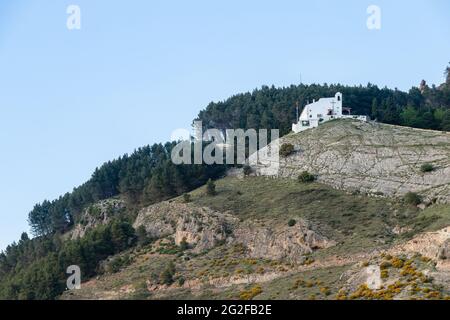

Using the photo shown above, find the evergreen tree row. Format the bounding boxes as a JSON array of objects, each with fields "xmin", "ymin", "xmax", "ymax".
[
  {"xmin": 0, "ymin": 219, "xmax": 136, "ymax": 300},
  {"xmin": 28, "ymin": 142, "xmax": 226, "ymax": 237},
  {"xmin": 197, "ymin": 65, "xmax": 450, "ymax": 136}
]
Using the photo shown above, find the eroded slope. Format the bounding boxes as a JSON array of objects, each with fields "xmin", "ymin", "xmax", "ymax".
[{"xmin": 253, "ymin": 120, "xmax": 450, "ymax": 203}]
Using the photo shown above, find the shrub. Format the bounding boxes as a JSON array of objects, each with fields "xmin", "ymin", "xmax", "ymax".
[
  {"xmin": 136, "ymin": 225, "xmax": 151, "ymax": 247},
  {"xmin": 391, "ymin": 257, "xmax": 404, "ymax": 269},
  {"xmin": 179, "ymin": 237, "xmax": 189, "ymax": 251},
  {"xmin": 291, "ymin": 279, "xmax": 306, "ymax": 290},
  {"xmin": 404, "ymin": 192, "xmax": 422, "ymax": 206},
  {"xmin": 159, "ymin": 261, "xmax": 176, "ymax": 285},
  {"xmin": 279, "ymin": 143, "xmax": 294, "ymax": 157},
  {"xmin": 206, "ymin": 179, "xmax": 217, "ymax": 196},
  {"xmin": 420, "ymin": 163, "xmax": 434, "ymax": 173},
  {"xmin": 88, "ymin": 205, "xmax": 102, "ymax": 219},
  {"xmin": 130, "ymin": 281, "xmax": 151, "ymax": 300},
  {"xmin": 239, "ymin": 285, "xmax": 263, "ymax": 300},
  {"xmin": 320, "ymin": 287, "xmax": 331, "ymax": 296},
  {"xmin": 156, "ymin": 241, "xmax": 181, "ymax": 255},
  {"xmin": 336, "ymin": 289, "xmax": 348, "ymax": 300},
  {"xmin": 298, "ymin": 171, "xmax": 316, "ymax": 183},
  {"xmin": 106, "ymin": 254, "xmax": 133, "ymax": 273},
  {"xmin": 182, "ymin": 193, "xmax": 191, "ymax": 203},
  {"xmin": 177, "ymin": 277, "xmax": 185, "ymax": 287},
  {"xmin": 243, "ymin": 165, "xmax": 252, "ymax": 176},
  {"xmin": 303, "ymin": 257, "xmax": 315, "ymax": 265},
  {"xmin": 288, "ymin": 219, "xmax": 297, "ymax": 227}
]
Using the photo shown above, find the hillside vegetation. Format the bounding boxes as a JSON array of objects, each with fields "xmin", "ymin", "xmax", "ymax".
[
  {"xmin": 60, "ymin": 177, "xmax": 450, "ymax": 300},
  {"xmin": 2, "ymin": 134, "xmax": 450, "ymax": 299}
]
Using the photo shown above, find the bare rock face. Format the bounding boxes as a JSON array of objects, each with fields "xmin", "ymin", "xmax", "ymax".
[
  {"xmin": 69, "ymin": 199, "xmax": 126, "ymax": 240},
  {"xmin": 390, "ymin": 226, "xmax": 450, "ymax": 268},
  {"xmin": 133, "ymin": 201, "xmax": 335, "ymax": 260},
  {"xmin": 252, "ymin": 120, "xmax": 450, "ymax": 203},
  {"xmin": 438, "ymin": 239, "xmax": 450, "ymax": 260},
  {"xmin": 234, "ymin": 220, "xmax": 334, "ymax": 262},
  {"xmin": 133, "ymin": 202, "xmax": 238, "ymax": 253}
]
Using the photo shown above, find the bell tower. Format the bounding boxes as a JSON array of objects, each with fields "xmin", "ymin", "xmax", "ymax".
[{"xmin": 335, "ymin": 92, "xmax": 343, "ymax": 115}]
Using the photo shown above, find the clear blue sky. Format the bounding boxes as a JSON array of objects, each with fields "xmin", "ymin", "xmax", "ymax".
[{"xmin": 0, "ymin": 0, "xmax": 449, "ymax": 250}]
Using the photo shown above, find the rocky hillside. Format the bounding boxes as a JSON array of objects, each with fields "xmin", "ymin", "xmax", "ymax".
[
  {"xmin": 52, "ymin": 120, "xmax": 450, "ymax": 301},
  {"xmin": 57, "ymin": 120, "xmax": 450, "ymax": 301},
  {"xmin": 133, "ymin": 201, "xmax": 334, "ymax": 262},
  {"xmin": 252, "ymin": 119, "xmax": 450, "ymax": 203},
  {"xmin": 62, "ymin": 176, "xmax": 450, "ymax": 300}
]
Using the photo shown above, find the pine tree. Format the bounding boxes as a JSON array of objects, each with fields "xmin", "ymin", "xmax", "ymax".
[
  {"xmin": 206, "ymin": 179, "xmax": 217, "ymax": 196},
  {"xmin": 371, "ymin": 98, "xmax": 378, "ymax": 119},
  {"xmin": 159, "ymin": 261, "xmax": 176, "ymax": 285},
  {"xmin": 136, "ymin": 226, "xmax": 150, "ymax": 247},
  {"xmin": 441, "ymin": 110, "xmax": 450, "ymax": 131}
]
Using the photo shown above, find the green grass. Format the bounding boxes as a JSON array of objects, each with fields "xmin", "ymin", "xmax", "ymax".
[
  {"xmin": 412, "ymin": 205, "xmax": 450, "ymax": 232},
  {"xmin": 189, "ymin": 176, "xmax": 432, "ymax": 254}
]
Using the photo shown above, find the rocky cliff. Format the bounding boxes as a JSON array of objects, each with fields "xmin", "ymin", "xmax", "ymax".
[
  {"xmin": 133, "ymin": 201, "xmax": 335, "ymax": 262},
  {"xmin": 69, "ymin": 199, "xmax": 126, "ymax": 240},
  {"xmin": 252, "ymin": 119, "xmax": 450, "ymax": 203}
]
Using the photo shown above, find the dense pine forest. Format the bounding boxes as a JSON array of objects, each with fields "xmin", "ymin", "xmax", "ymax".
[
  {"xmin": 198, "ymin": 66, "xmax": 450, "ymax": 136},
  {"xmin": 26, "ymin": 142, "xmax": 226, "ymax": 238},
  {"xmin": 0, "ymin": 65, "xmax": 449, "ymax": 299},
  {"xmin": 0, "ymin": 143, "xmax": 225, "ymax": 299}
]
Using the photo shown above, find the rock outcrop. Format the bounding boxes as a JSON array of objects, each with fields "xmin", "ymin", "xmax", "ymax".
[
  {"xmin": 69, "ymin": 199, "xmax": 126, "ymax": 240},
  {"xmin": 133, "ymin": 202, "xmax": 237, "ymax": 253},
  {"xmin": 439, "ymin": 239, "xmax": 450, "ymax": 260},
  {"xmin": 133, "ymin": 201, "xmax": 335, "ymax": 261},
  {"xmin": 233, "ymin": 220, "xmax": 334, "ymax": 262},
  {"xmin": 251, "ymin": 119, "xmax": 450, "ymax": 203},
  {"xmin": 389, "ymin": 226, "xmax": 450, "ymax": 271}
]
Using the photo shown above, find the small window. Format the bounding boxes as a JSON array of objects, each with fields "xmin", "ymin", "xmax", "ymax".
[
  {"xmin": 302, "ymin": 121, "xmax": 310, "ymax": 127},
  {"xmin": 337, "ymin": 96, "xmax": 341, "ymax": 101}
]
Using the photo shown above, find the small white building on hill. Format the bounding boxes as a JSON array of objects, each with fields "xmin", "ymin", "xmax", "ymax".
[{"xmin": 292, "ymin": 92, "xmax": 369, "ymax": 133}]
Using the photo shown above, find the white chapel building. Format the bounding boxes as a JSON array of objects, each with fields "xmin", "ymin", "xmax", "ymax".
[{"xmin": 292, "ymin": 92, "xmax": 369, "ymax": 133}]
